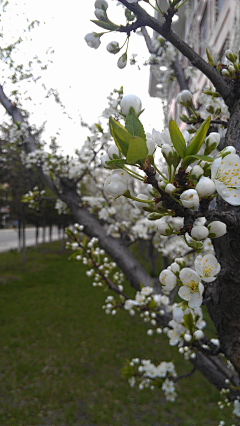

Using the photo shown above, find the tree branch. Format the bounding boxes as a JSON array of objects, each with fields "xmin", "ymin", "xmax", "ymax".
[{"xmin": 118, "ymin": 1, "xmax": 234, "ymax": 108}]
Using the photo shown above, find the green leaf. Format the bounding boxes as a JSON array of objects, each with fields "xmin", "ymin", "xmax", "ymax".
[
  {"xmin": 182, "ymin": 154, "xmax": 214, "ymax": 169},
  {"xmin": 126, "ymin": 136, "xmax": 148, "ymax": 164},
  {"xmin": 109, "ymin": 117, "xmax": 132, "ymax": 157},
  {"xmin": 105, "ymin": 159, "xmax": 127, "ymax": 167},
  {"xmin": 206, "ymin": 48, "xmax": 214, "ymax": 66},
  {"xmin": 95, "ymin": 123, "xmax": 103, "ymax": 133},
  {"xmin": 125, "ymin": 110, "xmax": 146, "ymax": 141},
  {"xmin": 184, "ymin": 312, "xmax": 194, "ymax": 334},
  {"xmin": 185, "ymin": 116, "xmax": 211, "ymax": 159},
  {"xmin": 91, "ymin": 19, "xmax": 119, "ymax": 31},
  {"xmin": 169, "ymin": 119, "xmax": 186, "ymax": 158}
]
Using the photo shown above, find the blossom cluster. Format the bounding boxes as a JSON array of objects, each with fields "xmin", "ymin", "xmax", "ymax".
[
  {"xmin": 9, "ymin": 121, "xmax": 29, "ymax": 145},
  {"xmin": 125, "ymin": 358, "xmax": 177, "ymax": 401}
]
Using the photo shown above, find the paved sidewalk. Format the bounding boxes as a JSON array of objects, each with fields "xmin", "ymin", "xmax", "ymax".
[{"xmin": 0, "ymin": 227, "xmax": 61, "ymax": 252}]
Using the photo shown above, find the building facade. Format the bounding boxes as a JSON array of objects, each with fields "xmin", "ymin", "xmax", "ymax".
[{"xmin": 149, "ymin": 0, "xmax": 240, "ymax": 125}]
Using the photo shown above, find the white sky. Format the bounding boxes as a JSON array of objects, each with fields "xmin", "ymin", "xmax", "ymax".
[{"xmin": 1, "ymin": 0, "xmax": 164, "ymax": 154}]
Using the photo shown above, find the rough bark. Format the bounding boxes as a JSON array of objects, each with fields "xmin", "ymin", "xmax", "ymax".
[{"xmin": 204, "ymin": 101, "xmax": 240, "ymax": 375}]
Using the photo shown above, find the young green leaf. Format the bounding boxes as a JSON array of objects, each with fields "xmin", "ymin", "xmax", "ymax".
[
  {"xmin": 109, "ymin": 117, "xmax": 132, "ymax": 157},
  {"xmin": 91, "ymin": 19, "xmax": 120, "ymax": 31},
  {"xmin": 182, "ymin": 154, "xmax": 214, "ymax": 169},
  {"xmin": 185, "ymin": 116, "xmax": 211, "ymax": 159},
  {"xmin": 184, "ymin": 312, "xmax": 194, "ymax": 334},
  {"xmin": 105, "ymin": 159, "xmax": 127, "ymax": 167},
  {"xmin": 126, "ymin": 136, "xmax": 148, "ymax": 164},
  {"xmin": 169, "ymin": 119, "xmax": 186, "ymax": 158},
  {"xmin": 125, "ymin": 110, "xmax": 146, "ymax": 141},
  {"xmin": 206, "ymin": 48, "xmax": 214, "ymax": 66}
]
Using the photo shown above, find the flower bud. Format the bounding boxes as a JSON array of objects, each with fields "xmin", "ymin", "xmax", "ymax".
[
  {"xmin": 192, "ymin": 165, "xmax": 204, "ymax": 178},
  {"xmin": 95, "ymin": 0, "xmax": 108, "ymax": 9},
  {"xmin": 180, "ymin": 189, "xmax": 199, "ymax": 208},
  {"xmin": 106, "ymin": 41, "xmax": 120, "ymax": 54},
  {"xmin": 195, "ymin": 176, "xmax": 216, "ymax": 197},
  {"xmin": 184, "ymin": 333, "xmax": 192, "ymax": 342},
  {"xmin": 84, "ymin": 32, "xmax": 101, "ymax": 49},
  {"xmin": 191, "ymin": 225, "xmax": 209, "ymax": 241},
  {"xmin": 176, "ymin": 90, "xmax": 192, "ymax": 104},
  {"xmin": 225, "ymin": 49, "xmax": 237, "ymax": 62},
  {"xmin": 94, "ymin": 8, "xmax": 106, "ymax": 20},
  {"xmin": 207, "ymin": 221, "xmax": 227, "ymax": 238},
  {"xmin": 146, "ymin": 137, "xmax": 155, "ymax": 155},
  {"xmin": 165, "ymin": 183, "xmax": 176, "ymax": 194},
  {"xmin": 121, "ymin": 94, "xmax": 142, "ymax": 115},
  {"xmin": 193, "ymin": 330, "xmax": 204, "ymax": 340},
  {"xmin": 161, "ymin": 143, "xmax": 172, "ymax": 157},
  {"xmin": 170, "ymin": 262, "xmax": 180, "ymax": 273},
  {"xmin": 101, "ymin": 153, "xmax": 111, "ymax": 167},
  {"xmin": 108, "ymin": 145, "xmax": 120, "ymax": 159},
  {"xmin": 157, "ymin": 220, "xmax": 173, "ymax": 236},
  {"xmin": 117, "ymin": 52, "xmax": 127, "ymax": 69}
]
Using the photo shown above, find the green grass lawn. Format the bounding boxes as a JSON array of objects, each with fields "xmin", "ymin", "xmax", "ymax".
[{"xmin": 0, "ymin": 242, "xmax": 233, "ymax": 425}]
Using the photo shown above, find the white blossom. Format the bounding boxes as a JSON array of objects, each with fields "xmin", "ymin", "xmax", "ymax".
[
  {"xmin": 159, "ymin": 269, "xmax": 177, "ymax": 293},
  {"xmin": 211, "ymin": 154, "xmax": 240, "ymax": 205},
  {"xmin": 233, "ymin": 399, "xmax": 240, "ymax": 417},
  {"xmin": 194, "ymin": 254, "xmax": 221, "ymax": 282},
  {"xmin": 104, "ymin": 169, "xmax": 129, "ymax": 197},
  {"xmin": 178, "ymin": 268, "xmax": 204, "ymax": 308}
]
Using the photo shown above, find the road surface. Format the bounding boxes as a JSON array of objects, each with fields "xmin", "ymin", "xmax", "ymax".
[{"xmin": 0, "ymin": 227, "xmax": 62, "ymax": 252}]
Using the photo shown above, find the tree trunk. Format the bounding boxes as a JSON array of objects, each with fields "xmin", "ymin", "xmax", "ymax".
[
  {"xmin": 35, "ymin": 225, "xmax": 39, "ymax": 248},
  {"xmin": 42, "ymin": 225, "xmax": 45, "ymax": 254},
  {"xmin": 205, "ymin": 100, "xmax": 240, "ymax": 374},
  {"xmin": 49, "ymin": 225, "xmax": 52, "ymax": 243},
  {"xmin": 18, "ymin": 219, "xmax": 22, "ymax": 252},
  {"xmin": 22, "ymin": 205, "xmax": 26, "ymax": 263}
]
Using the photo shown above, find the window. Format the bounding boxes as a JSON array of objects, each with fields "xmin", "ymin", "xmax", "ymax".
[
  {"xmin": 216, "ymin": 0, "xmax": 225, "ymax": 20},
  {"xmin": 218, "ymin": 0, "xmax": 225, "ymax": 14}
]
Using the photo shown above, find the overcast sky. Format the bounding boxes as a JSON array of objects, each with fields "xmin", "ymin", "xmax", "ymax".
[{"xmin": 1, "ymin": 1, "xmax": 164, "ymax": 154}]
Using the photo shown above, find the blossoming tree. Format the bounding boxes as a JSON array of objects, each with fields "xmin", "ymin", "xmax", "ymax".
[{"xmin": 2, "ymin": 0, "xmax": 240, "ymax": 423}]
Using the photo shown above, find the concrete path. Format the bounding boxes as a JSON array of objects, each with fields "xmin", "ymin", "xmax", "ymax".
[{"xmin": 0, "ymin": 227, "xmax": 61, "ymax": 252}]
